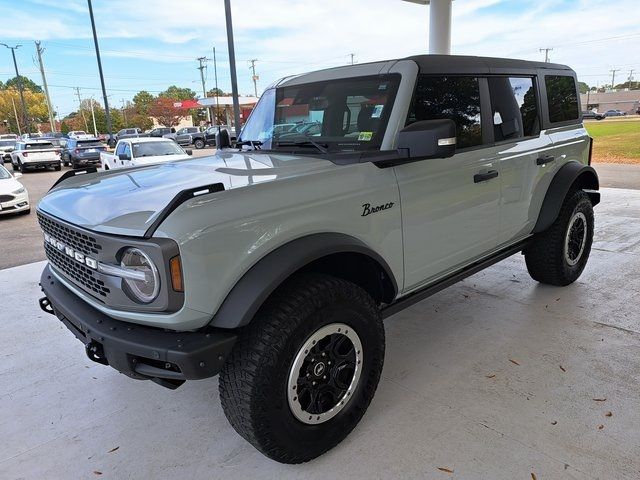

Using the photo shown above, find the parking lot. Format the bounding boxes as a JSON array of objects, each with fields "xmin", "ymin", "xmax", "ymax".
[{"xmin": 2, "ymin": 186, "xmax": 639, "ymax": 479}]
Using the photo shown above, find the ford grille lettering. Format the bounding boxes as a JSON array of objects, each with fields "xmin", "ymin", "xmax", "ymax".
[{"xmin": 44, "ymin": 233, "xmax": 98, "ymax": 270}]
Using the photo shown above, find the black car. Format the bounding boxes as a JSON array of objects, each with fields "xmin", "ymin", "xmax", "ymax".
[
  {"xmin": 115, "ymin": 128, "xmax": 143, "ymax": 142},
  {"xmin": 171, "ymin": 126, "xmax": 201, "ymax": 145},
  {"xmin": 582, "ymin": 110, "xmax": 605, "ymax": 120},
  {"xmin": 61, "ymin": 137, "xmax": 106, "ymax": 169},
  {"xmin": 144, "ymin": 127, "xmax": 176, "ymax": 138}
]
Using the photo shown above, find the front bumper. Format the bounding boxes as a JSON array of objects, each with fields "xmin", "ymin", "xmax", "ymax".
[
  {"xmin": 39, "ymin": 264, "xmax": 237, "ymax": 388},
  {"xmin": 0, "ymin": 194, "xmax": 29, "ymax": 214}
]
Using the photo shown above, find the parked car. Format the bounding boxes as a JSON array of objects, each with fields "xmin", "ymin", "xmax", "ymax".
[
  {"xmin": 115, "ymin": 128, "xmax": 143, "ymax": 141},
  {"xmin": 37, "ymin": 55, "xmax": 599, "ymax": 464},
  {"xmin": 61, "ymin": 137, "xmax": 107, "ymax": 169},
  {"xmin": 604, "ymin": 109, "xmax": 627, "ymax": 117},
  {"xmin": 68, "ymin": 130, "xmax": 90, "ymax": 139},
  {"xmin": 0, "ymin": 133, "xmax": 18, "ymax": 140},
  {"xmin": 11, "ymin": 140, "xmax": 61, "ymax": 172},
  {"xmin": 20, "ymin": 133, "xmax": 41, "ymax": 140},
  {"xmin": 165, "ymin": 126, "xmax": 201, "ymax": 145},
  {"xmin": 582, "ymin": 110, "xmax": 605, "ymax": 120},
  {"xmin": 41, "ymin": 132, "xmax": 67, "ymax": 147},
  {"xmin": 0, "ymin": 164, "xmax": 29, "ymax": 215},
  {"xmin": 143, "ymin": 127, "xmax": 176, "ymax": 138},
  {"xmin": 192, "ymin": 125, "xmax": 236, "ymax": 149},
  {"xmin": 100, "ymin": 137, "xmax": 191, "ymax": 170},
  {"xmin": 0, "ymin": 138, "xmax": 16, "ymax": 163}
]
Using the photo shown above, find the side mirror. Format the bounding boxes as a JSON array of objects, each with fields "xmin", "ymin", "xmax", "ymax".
[
  {"xmin": 13, "ymin": 172, "xmax": 22, "ymax": 179},
  {"xmin": 118, "ymin": 153, "xmax": 130, "ymax": 161},
  {"xmin": 185, "ymin": 149, "xmax": 193, "ymax": 156},
  {"xmin": 397, "ymin": 119, "xmax": 457, "ymax": 159}
]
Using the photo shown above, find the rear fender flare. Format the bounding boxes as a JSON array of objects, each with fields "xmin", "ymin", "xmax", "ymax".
[{"xmin": 533, "ymin": 162, "xmax": 599, "ymax": 234}]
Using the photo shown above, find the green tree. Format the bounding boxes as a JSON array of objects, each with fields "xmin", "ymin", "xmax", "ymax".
[
  {"xmin": 3, "ymin": 75, "xmax": 43, "ymax": 93},
  {"xmin": 132, "ymin": 90, "xmax": 155, "ymax": 114},
  {"xmin": 207, "ymin": 87, "xmax": 227, "ymax": 97},
  {"xmin": 577, "ymin": 81, "xmax": 590, "ymax": 94},
  {"xmin": 159, "ymin": 85, "xmax": 196, "ymax": 101}
]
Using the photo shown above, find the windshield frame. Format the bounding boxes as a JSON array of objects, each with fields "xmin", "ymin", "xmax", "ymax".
[{"xmin": 240, "ymin": 74, "xmax": 402, "ymax": 154}]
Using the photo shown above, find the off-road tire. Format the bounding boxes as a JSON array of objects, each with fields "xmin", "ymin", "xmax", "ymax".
[
  {"xmin": 524, "ymin": 189, "xmax": 594, "ymax": 286},
  {"xmin": 54, "ymin": 164, "xmax": 61, "ymax": 171},
  {"xmin": 219, "ymin": 273, "xmax": 385, "ymax": 464},
  {"xmin": 194, "ymin": 139, "xmax": 205, "ymax": 149}
]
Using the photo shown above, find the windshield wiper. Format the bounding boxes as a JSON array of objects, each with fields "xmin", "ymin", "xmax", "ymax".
[
  {"xmin": 275, "ymin": 136, "xmax": 328, "ymax": 154},
  {"xmin": 236, "ymin": 140, "xmax": 263, "ymax": 150}
]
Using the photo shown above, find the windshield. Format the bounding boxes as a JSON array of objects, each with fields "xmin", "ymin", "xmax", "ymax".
[
  {"xmin": 240, "ymin": 75, "xmax": 401, "ymax": 152},
  {"xmin": 0, "ymin": 165, "xmax": 11, "ymax": 179},
  {"xmin": 131, "ymin": 141, "xmax": 184, "ymax": 157}
]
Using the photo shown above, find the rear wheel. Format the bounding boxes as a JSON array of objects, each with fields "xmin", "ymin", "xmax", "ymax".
[
  {"xmin": 524, "ymin": 189, "xmax": 594, "ymax": 286},
  {"xmin": 194, "ymin": 138, "xmax": 205, "ymax": 149},
  {"xmin": 219, "ymin": 273, "xmax": 385, "ymax": 464}
]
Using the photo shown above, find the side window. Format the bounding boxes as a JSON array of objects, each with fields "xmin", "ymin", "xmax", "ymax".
[
  {"xmin": 545, "ymin": 75, "xmax": 579, "ymax": 123},
  {"xmin": 115, "ymin": 142, "xmax": 126, "ymax": 155},
  {"xmin": 407, "ymin": 75, "xmax": 482, "ymax": 149},
  {"xmin": 488, "ymin": 76, "xmax": 540, "ymax": 141},
  {"xmin": 123, "ymin": 143, "xmax": 132, "ymax": 159}
]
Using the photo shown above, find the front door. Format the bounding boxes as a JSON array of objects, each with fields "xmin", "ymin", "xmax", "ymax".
[{"xmin": 395, "ymin": 75, "xmax": 501, "ymax": 291}]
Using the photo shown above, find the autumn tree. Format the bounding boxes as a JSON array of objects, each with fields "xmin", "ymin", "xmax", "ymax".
[
  {"xmin": 148, "ymin": 97, "xmax": 183, "ymax": 127},
  {"xmin": 0, "ymin": 87, "xmax": 49, "ymax": 133}
]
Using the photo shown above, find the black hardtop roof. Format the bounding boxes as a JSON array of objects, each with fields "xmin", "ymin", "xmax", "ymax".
[{"xmin": 405, "ymin": 54, "xmax": 573, "ymax": 74}]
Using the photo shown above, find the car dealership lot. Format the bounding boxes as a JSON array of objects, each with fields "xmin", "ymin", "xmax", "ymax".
[{"xmin": 1, "ymin": 187, "xmax": 640, "ymax": 479}]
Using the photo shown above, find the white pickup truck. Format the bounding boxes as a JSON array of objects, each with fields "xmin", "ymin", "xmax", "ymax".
[{"xmin": 100, "ymin": 137, "xmax": 192, "ymax": 170}]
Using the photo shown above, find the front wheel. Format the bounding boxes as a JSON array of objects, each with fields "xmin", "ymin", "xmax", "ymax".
[
  {"xmin": 219, "ymin": 273, "xmax": 385, "ymax": 464},
  {"xmin": 193, "ymin": 139, "xmax": 205, "ymax": 149},
  {"xmin": 524, "ymin": 189, "xmax": 594, "ymax": 286}
]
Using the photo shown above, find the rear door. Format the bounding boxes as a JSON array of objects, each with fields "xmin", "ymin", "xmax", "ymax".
[
  {"xmin": 394, "ymin": 75, "xmax": 501, "ymax": 290},
  {"xmin": 486, "ymin": 75, "xmax": 556, "ymax": 244}
]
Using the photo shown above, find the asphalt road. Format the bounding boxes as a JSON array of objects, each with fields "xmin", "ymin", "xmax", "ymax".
[{"xmin": 0, "ymin": 154, "xmax": 638, "ymax": 270}]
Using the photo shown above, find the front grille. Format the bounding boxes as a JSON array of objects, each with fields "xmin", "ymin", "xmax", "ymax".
[
  {"xmin": 0, "ymin": 194, "xmax": 14, "ymax": 202},
  {"xmin": 44, "ymin": 242, "xmax": 110, "ymax": 298},
  {"xmin": 37, "ymin": 212, "xmax": 102, "ymax": 256},
  {"xmin": 38, "ymin": 212, "xmax": 109, "ymax": 299}
]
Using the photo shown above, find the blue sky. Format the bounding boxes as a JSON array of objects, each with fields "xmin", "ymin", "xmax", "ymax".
[{"xmin": 0, "ymin": 0, "xmax": 638, "ymax": 117}]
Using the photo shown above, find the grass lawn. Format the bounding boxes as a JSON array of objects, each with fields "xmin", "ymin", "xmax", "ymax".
[{"xmin": 584, "ymin": 119, "xmax": 640, "ymax": 164}]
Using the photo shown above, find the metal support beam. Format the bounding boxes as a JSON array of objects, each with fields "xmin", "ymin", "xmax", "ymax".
[{"xmin": 224, "ymin": 0, "xmax": 242, "ymax": 134}]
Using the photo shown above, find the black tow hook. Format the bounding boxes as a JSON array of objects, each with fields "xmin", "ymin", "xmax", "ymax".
[
  {"xmin": 39, "ymin": 296, "xmax": 55, "ymax": 316},
  {"xmin": 86, "ymin": 342, "xmax": 109, "ymax": 366}
]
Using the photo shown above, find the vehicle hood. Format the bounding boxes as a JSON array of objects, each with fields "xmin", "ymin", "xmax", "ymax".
[
  {"xmin": 37, "ymin": 151, "xmax": 333, "ymax": 236},
  {"xmin": 0, "ymin": 177, "xmax": 24, "ymax": 195}
]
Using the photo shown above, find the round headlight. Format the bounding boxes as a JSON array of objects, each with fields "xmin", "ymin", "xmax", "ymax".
[{"xmin": 120, "ymin": 248, "xmax": 160, "ymax": 303}]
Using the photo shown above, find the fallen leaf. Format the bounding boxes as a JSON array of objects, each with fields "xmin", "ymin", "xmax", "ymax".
[
  {"xmin": 108, "ymin": 446, "xmax": 119, "ymax": 453},
  {"xmin": 551, "ymin": 420, "xmax": 558, "ymax": 425},
  {"xmin": 605, "ymin": 411, "xmax": 613, "ymax": 417},
  {"xmin": 593, "ymin": 398, "xmax": 607, "ymax": 402},
  {"xmin": 598, "ymin": 424, "xmax": 604, "ymax": 430},
  {"xmin": 559, "ymin": 365, "xmax": 566, "ymax": 372},
  {"xmin": 509, "ymin": 359, "xmax": 520, "ymax": 366},
  {"xmin": 437, "ymin": 467, "xmax": 454, "ymax": 474},
  {"xmin": 531, "ymin": 473, "xmax": 538, "ymax": 480},
  {"xmin": 93, "ymin": 472, "xmax": 102, "ymax": 476},
  {"xmin": 485, "ymin": 374, "xmax": 496, "ymax": 379},
  {"xmin": 556, "ymin": 298, "xmax": 560, "ymax": 301}
]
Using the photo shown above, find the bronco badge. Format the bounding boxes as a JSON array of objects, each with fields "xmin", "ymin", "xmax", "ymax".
[{"xmin": 361, "ymin": 202, "xmax": 394, "ymax": 217}]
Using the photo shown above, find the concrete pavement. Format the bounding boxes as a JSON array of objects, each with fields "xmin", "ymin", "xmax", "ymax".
[{"xmin": 2, "ymin": 187, "xmax": 639, "ymax": 479}]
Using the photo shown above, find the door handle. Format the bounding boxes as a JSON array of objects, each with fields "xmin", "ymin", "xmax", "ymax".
[
  {"xmin": 474, "ymin": 170, "xmax": 499, "ymax": 183},
  {"xmin": 536, "ymin": 155, "xmax": 555, "ymax": 165}
]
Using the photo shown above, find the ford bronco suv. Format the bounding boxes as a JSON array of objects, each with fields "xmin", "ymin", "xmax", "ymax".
[{"xmin": 37, "ymin": 55, "xmax": 599, "ymax": 464}]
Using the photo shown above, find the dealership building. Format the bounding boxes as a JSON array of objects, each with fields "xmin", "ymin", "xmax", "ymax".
[{"xmin": 581, "ymin": 89, "xmax": 640, "ymax": 114}]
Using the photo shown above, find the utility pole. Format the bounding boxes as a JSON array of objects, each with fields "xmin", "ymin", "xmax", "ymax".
[
  {"xmin": 224, "ymin": 0, "xmax": 242, "ymax": 134},
  {"xmin": 11, "ymin": 97, "xmax": 21, "ymax": 135},
  {"xmin": 34, "ymin": 41, "xmax": 56, "ymax": 132},
  {"xmin": 90, "ymin": 98, "xmax": 98, "ymax": 136},
  {"xmin": 213, "ymin": 46, "xmax": 220, "ymax": 125},
  {"xmin": 539, "ymin": 48, "xmax": 553, "ymax": 63},
  {"xmin": 628, "ymin": 69, "xmax": 635, "ymax": 88},
  {"xmin": 74, "ymin": 87, "xmax": 89, "ymax": 131},
  {"xmin": 610, "ymin": 69, "xmax": 620, "ymax": 90},
  {"xmin": 87, "ymin": 0, "xmax": 113, "ymax": 144},
  {"xmin": 349, "ymin": 53, "xmax": 356, "ymax": 65},
  {"xmin": 1, "ymin": 44, "xmax": 30, "ymax": 134},
  {"xmin": 248, "ymin": 59, "xmax": 259, "ymax": 97},
  {"xmin": 197, "ymin": 56, "xmax": 211, "ymax": 123},
  {"xmin": 120, "ymin": 99, "xmax": 128, "ymax": 126}
]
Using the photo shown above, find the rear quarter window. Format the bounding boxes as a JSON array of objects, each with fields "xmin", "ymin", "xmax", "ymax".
[{"xmin": 545, "ymin": 75, "xmax": 579, "ymax": 123}]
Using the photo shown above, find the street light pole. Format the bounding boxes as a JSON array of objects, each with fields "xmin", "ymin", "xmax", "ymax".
[
  {"xmin": 87, "ymin": 0, "xmax": 113, "ymax": 143},
  {"xmin": 1, "ymin": 44, "xmax": 30, "ymax": 134},
  {"xmin": 224, "ymin": 0, "xmax": 242, "ymax": 135}
]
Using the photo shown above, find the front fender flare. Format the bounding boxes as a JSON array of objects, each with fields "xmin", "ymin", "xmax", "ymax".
[
  {"xmin": 533, "ymin": 162, "xmax": 599, "ymax": 234},
  {"xmin": 209, "ymin": 233, "xmax": 398, "ymax": 329}
]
